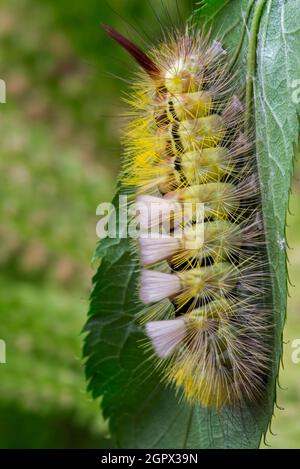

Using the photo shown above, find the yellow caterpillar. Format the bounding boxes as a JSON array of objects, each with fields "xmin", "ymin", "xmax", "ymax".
[{"xmin": 104, "ymin": 25, "xmax": 272, "ymax": 409}]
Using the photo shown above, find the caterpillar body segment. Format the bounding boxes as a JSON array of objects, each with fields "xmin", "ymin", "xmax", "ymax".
[{"xmin": 104, "ymin": 26, "xmax": 272, "ymax": 409}]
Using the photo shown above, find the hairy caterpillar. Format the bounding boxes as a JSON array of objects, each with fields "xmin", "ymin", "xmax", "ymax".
[{"xmin": 103, "ymin": 24, "xmax": 272, "ymax": 409}]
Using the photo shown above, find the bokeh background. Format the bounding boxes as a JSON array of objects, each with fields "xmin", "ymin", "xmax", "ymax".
[{"xmin": 0, "ymin": 0, "xmax": 299, "ymax": 449}]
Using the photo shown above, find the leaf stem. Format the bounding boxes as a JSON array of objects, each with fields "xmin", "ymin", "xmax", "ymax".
[
  {"xmin": 245, "ymin": 0, "xmax": 268, "ymax": 129},
  {"xmin": 229, "ymin": 0, "xmax": 256, "ymax": 72}
]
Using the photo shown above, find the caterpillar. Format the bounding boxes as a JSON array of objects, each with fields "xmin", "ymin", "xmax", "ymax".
[{"xmin": 103, "ymin": 24, "xmax": 272, "ymax": 409}]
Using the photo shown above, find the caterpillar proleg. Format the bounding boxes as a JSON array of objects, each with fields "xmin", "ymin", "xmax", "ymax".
[{"xmin": 104, "ymin": 24, "xmax": 272, "ymax": 410}]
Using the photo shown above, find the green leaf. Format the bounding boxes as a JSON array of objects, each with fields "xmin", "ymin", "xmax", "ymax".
[
  {"xmin": 83, "ymin": 0, "xmax": 299, "ymax": 448},
  {"xmin": 84, "ymin": 193, "xmax": 263, "ymax": 448},
  {"xmin": 196, "ymin": 0, "xmax": 300, "ymax": 445},
  {"xmin": 254, "ymin": 0, "xmax": 300, "ymax": 418},
  {"xmin": 196, "ymin": 0, "xmax": 233, "ymax": 21}
]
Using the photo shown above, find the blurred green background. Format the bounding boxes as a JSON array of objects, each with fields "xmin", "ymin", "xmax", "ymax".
[{"xmin": 0, "ymin": 0, "xmax": 299, "ymax": 449}]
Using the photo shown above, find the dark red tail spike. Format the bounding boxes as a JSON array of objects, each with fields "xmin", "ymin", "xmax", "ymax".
[{"xmin": 101, "ymin": 24, "xmax": 160, "ymax": 78}]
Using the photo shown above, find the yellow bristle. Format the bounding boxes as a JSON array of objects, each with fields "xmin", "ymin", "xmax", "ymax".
[{"xmin": 114, "ymin": 28, "xmax": 271, "ymax": 409}]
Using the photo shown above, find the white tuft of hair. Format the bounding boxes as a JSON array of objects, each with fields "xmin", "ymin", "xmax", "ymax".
[
  {"xmin": 135, "ymin": 195, "xmax": 182, "ymax": 232},
  {"xmin": 139, "ymin": 235, "xmax": 180, "ymax": 265},
  {"xmin": 145, "ymin": 319, "xmax": 187, "ymax": 358},
  {"xmin": 140, "ymin": 270, "xmax": 181, "ymax": 304},
  {"xmin": 208, "ymin": 40, "xmax": 226, "ymax": 57}
]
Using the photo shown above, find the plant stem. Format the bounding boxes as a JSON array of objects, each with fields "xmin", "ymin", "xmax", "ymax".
[
  {"xmin": 229, "ymin": 0, "xmax": 256, "ymax": 72},
  {"xmin": 245, "ymin": 0, "xmax": 268, "ymax": 129}
]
